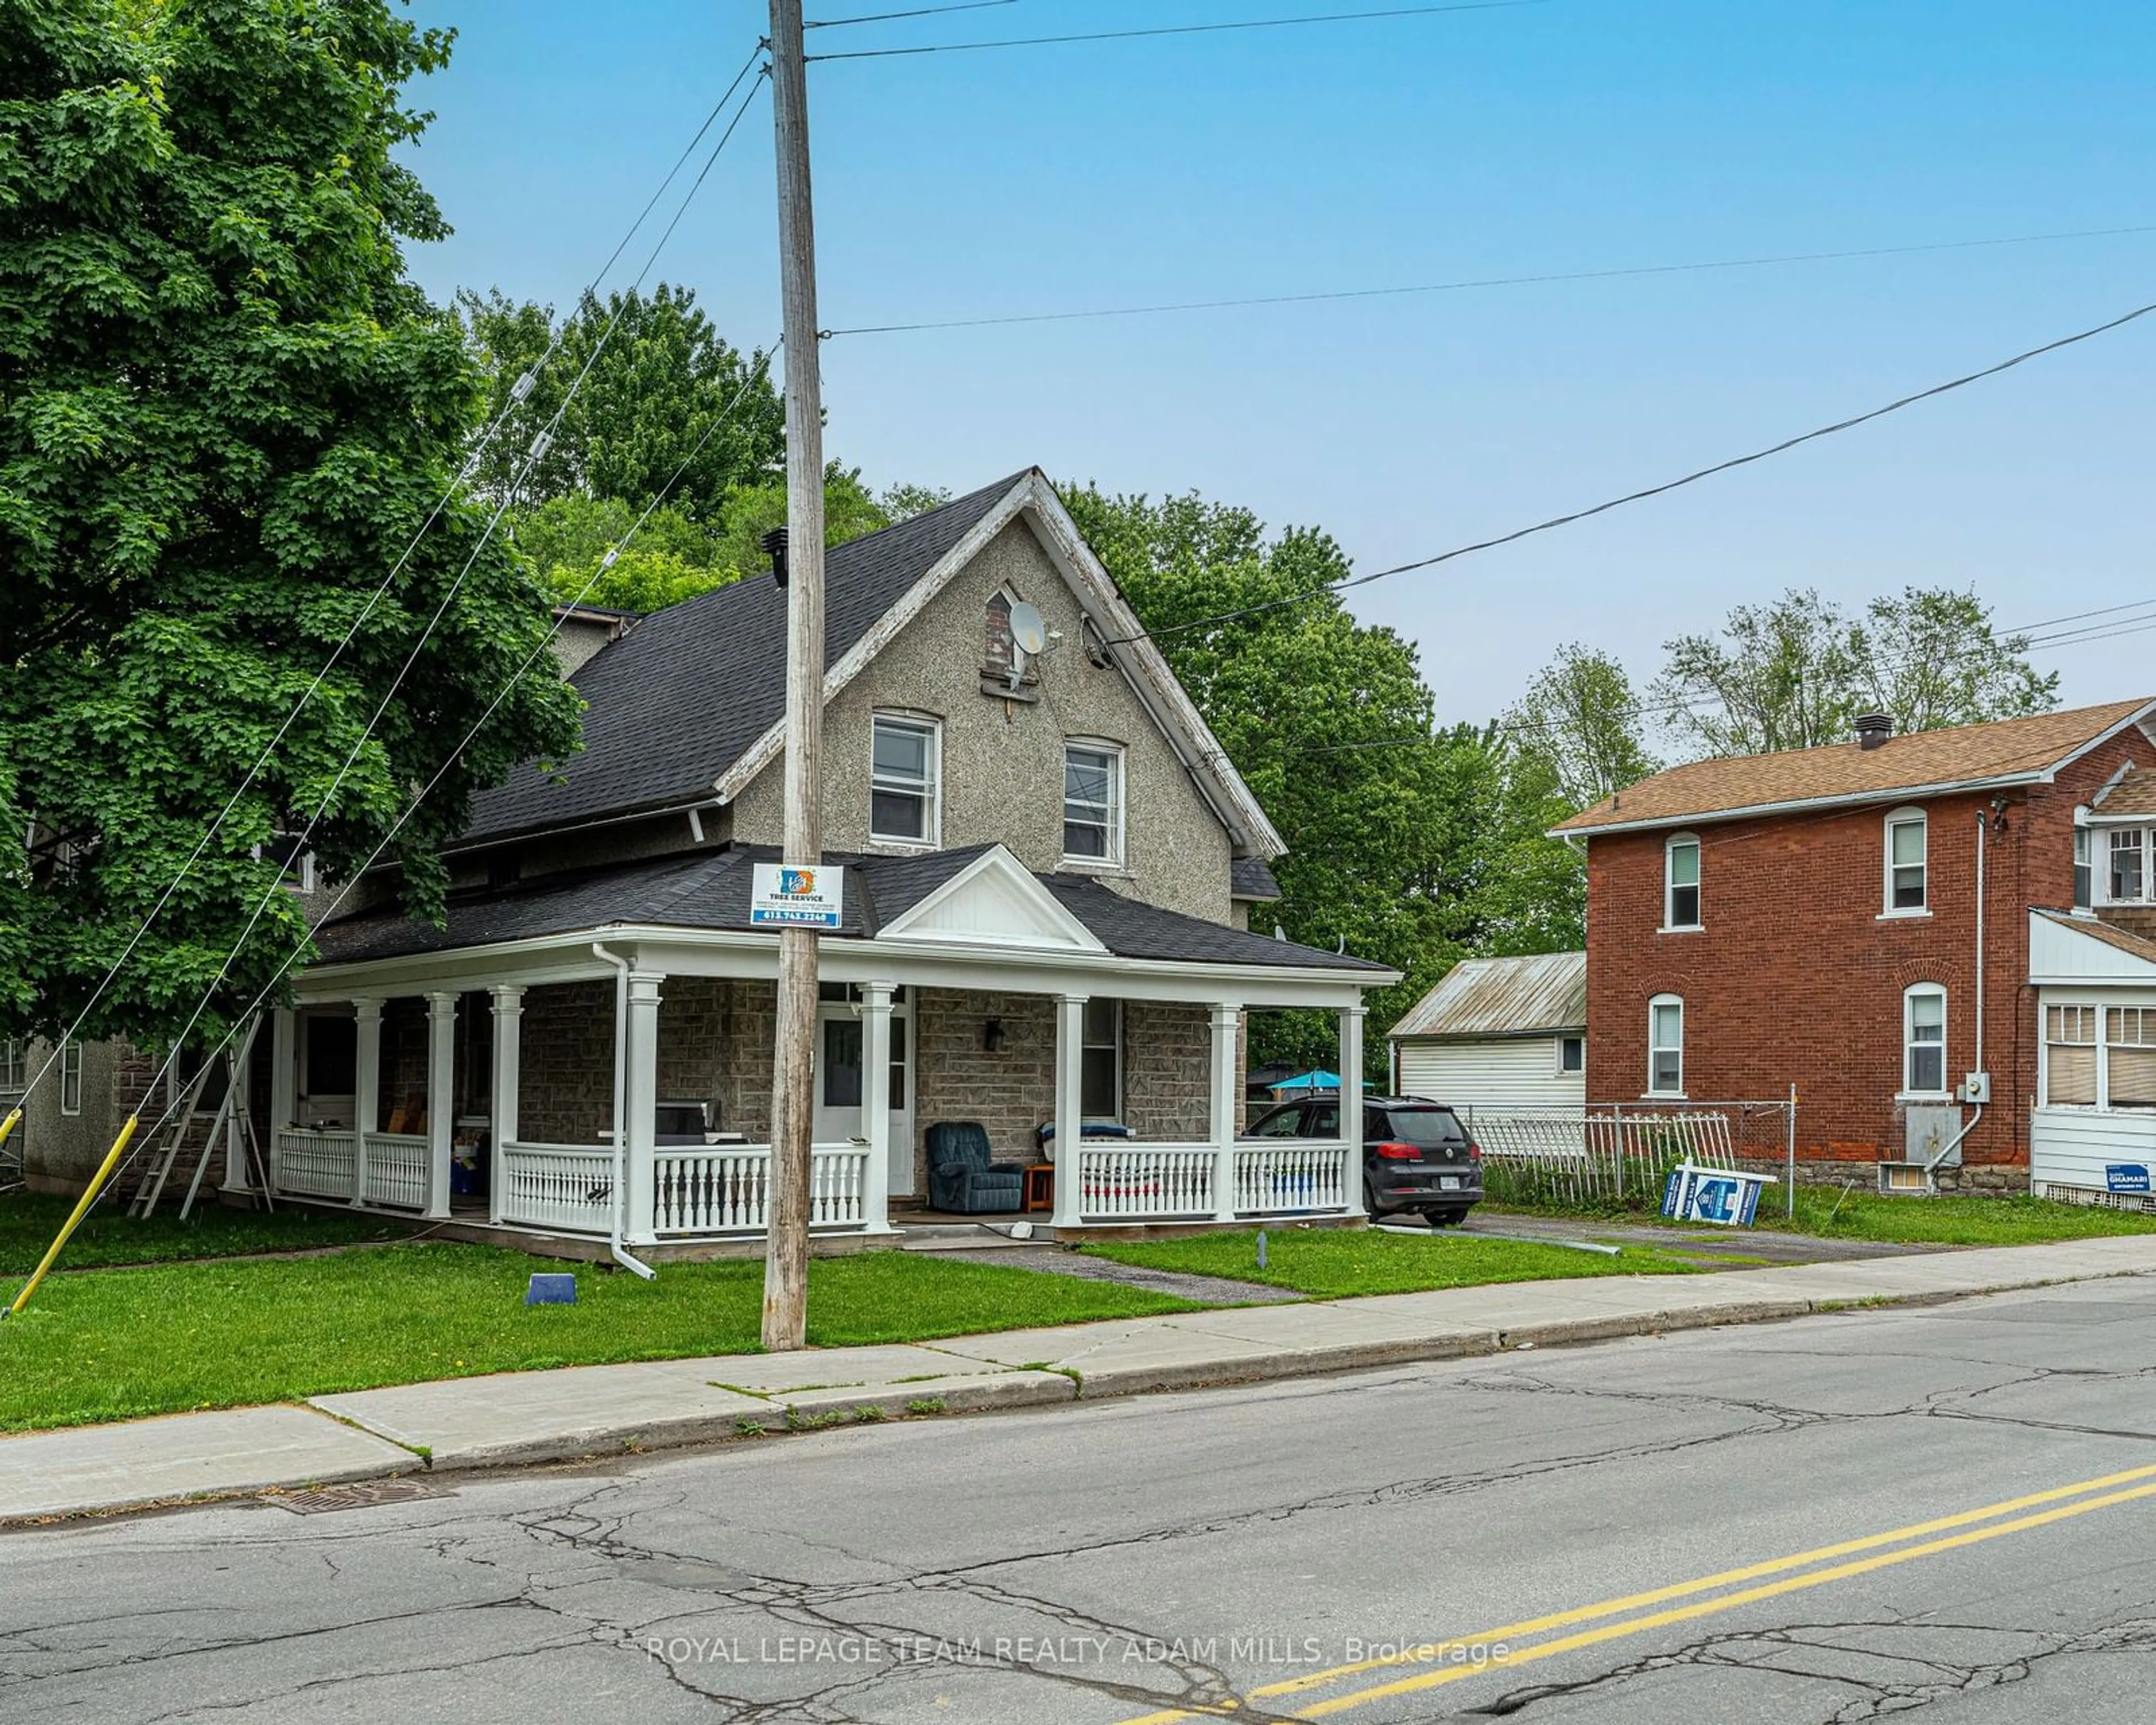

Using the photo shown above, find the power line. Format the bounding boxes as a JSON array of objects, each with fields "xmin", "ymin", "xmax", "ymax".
[
  {"xmin": 0, "ymin": 50, "xmax": 769, "ymax": 1124},
  {"xmin": 807, "ymin": 1, "xmax": 1018, "ymax": 25},
  {"xmin": 826, "ymin": 223, "xmax": 2156, "ymax": 337},
  {"xmin": 1101, "ymin": 295, "xmax": 2156, "ymax": 651},
  {"xmin": 806, "ymin": 1, "xmax": 1541, "ymax": 61}
]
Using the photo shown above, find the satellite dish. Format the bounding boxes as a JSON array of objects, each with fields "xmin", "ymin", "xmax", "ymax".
[{"xmin": 1008, "ymin": 602, "xmax": 1047, "ymax": 657}]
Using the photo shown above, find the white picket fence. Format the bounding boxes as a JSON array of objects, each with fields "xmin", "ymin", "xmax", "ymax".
[{"xmin": 1465, "ymin": 1107, "xmax": 1741, "ymax": 1206}]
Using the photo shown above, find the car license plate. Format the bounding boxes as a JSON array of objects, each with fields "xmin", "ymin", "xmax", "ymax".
[{"xmin": 1440, "ymin": 1176, "xmax": 1460, "ymax": 1191}]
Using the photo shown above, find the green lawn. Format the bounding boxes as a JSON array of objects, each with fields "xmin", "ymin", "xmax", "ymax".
[
  {"xmin": 0, "ymin": 1243, "xmax": 1196, "ymax": 1432},
  {"xmin": 0, "ymin": 1192, "xmax": 412, "ymax": 1276},
  {"xmin": 1080, "ymin": 1227, "xmax": 1698, "ymax": 1300},
  {"xmin": 1487, "ymin": 1188, "xmax": 2156, "ymax": 1249}
]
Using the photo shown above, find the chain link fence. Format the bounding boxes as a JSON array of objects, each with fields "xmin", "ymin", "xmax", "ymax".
[{"xmin": 1461, "ymin": 1099, "xmax": 1796, "ymax": 1212}]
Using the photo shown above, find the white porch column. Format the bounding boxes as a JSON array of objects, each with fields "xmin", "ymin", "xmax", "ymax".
[
  {"xmin": 268, "ymin": 1007, "xmax": 296, "ymax": 1193},
  {"xmin": 352, "ymin": 998, "xmax": 383, "ymax": 1208},
  {"xmin": 1210, "ymin": 1003, "xmax": 1242, "ymax": 1222},
  {"xmin": 1052, "ymin": 993, "xmax": 1087, "ymax": 1229},
  {"xmin": 1340, "ymin": 1003, "xmax": 1367, "ymax": 1218},
  {"xmin": 488, "ymin": 985, "xmax": 524, "ymax": 1227},
  {"xmin": 860, "ymin": 982, "xmax": 896, "ymax": 1234},
  {"xmin": 424, "ymin": 991, "xmax": 456, "ymax": 1220},
  {"xmin": 623, "ymin": 971, "xmax": 663, "ymax": 1247}
]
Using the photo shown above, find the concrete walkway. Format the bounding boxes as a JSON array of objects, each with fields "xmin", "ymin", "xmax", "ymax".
[{"xmin": 7, "ymin": 1233, "xmax": 2156, "ymax": 1524}]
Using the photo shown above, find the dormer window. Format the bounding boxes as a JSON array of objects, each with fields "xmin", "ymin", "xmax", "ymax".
[
  {"xmin": 1884, "ymin": 810, "xmax": 1927, "ymax": 915},
  {"xmin": 2111, "ymin": 829, "xmax": 2145, "ymax": 902},
  {"xmin": 2075, "ymin": 824, "xmax": 2093, "ymax": 911},
  {"xmin": 1664, "ymin": 834, "xmax": 1701, "ymax": 930}
]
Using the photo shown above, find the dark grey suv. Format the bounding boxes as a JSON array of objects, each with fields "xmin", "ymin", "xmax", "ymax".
[{"xmin": 1245, "ymin": 1093, "xmax": 1483, "ymax": 1226}]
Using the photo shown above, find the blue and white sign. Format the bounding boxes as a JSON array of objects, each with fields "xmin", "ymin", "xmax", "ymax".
[
  {"xmin": 2105, "ymin": 1164, "xmax": 2152, "ymax": 1195},
  {"xmin": 750, "ymin": 862, "xmax": 844, "ymax": 929},
  {"xmin": 1661, "ymin": 1162, "xmax": 1775, "ymax": 1227}
]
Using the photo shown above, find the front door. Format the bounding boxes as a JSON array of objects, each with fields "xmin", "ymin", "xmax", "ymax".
[{"xmin": 811, "ymin": 996, "xmax": 915, "ymax": 1196}]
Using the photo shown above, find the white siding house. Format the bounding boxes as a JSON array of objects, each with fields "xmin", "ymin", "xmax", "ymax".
[
  {"xmin": 1388, "ymin": 953, "xmax": 1587, "ymax": 1112},
  {"xmin": 2029, "ymin": 909, "xmax": 2156, "ymax": 1208}
]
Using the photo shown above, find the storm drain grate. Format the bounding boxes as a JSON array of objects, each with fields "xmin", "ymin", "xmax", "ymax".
[{"xmin": 274, "ymin": 1478, "xmax": 453, "ymax": 1515}]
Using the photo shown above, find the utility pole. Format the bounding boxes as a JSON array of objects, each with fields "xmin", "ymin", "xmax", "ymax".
[{"xmin": 762, "ymin": 0, "xmax": 825, "ymax": 1351}]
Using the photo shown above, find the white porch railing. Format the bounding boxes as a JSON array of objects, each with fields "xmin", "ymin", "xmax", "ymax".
[
  {"xmin": 652, "ymin": 1143, "xmax": 871, "ymax": 1234},
  {"xmin": 1078, "ymin": 1142, "xmax": 1217, "ymax": 1221},
  {"xmin": 1233, "ymin": 1140, "xmax": 1350, "ymax": 1215},
  {"xmin": 275, "ymin": 1129, "xmax": 358, "ymax": 1201},
  {"xmin": 362, "ymin": 1133, "xmax": 430, "ymax": 1211},
  {"xmin": 499, "ymin": 1142, "xmax": 616, "ymax": 1235}
]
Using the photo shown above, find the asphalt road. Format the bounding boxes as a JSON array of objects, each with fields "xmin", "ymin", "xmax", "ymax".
[{"xmin": 7, "ymin": 1277, "xmax": 2156, "ymax": 1723}]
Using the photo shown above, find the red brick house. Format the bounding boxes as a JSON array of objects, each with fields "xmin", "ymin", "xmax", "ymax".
[{"xmin": 1552, "ymin": 698, "xmax": 2156, "ymax": 1195}]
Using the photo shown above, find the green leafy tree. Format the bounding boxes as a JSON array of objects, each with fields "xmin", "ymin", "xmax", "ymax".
[
  {"xmin": 1851, "ymin": 586, "xmax": 2058, "ymax": 734},
  {"xmin": 513, "ymin": 494, "xmax": 732, "ymax": 613},
  {"xmin": 709, "ymin": 462, "xmax": 894, "ymax": 576},
  {"xmin": 1505, "ymin": 644, "xmax": 1660, "ymax": 809},
  {"xmin": 0, "ymin": 0, "xmax": 581, "ymax": 1044},
  {"xmin": 1656, "ymin": 585, "xmax": 2057, "ymax": 760},
  {"xmin": 456, "ymin": 283, "xmax": 784, "ymax": 520}
]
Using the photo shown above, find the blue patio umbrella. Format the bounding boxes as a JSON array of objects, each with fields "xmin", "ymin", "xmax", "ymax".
[{"xmin": 1271, "ymin": 1070, "xmax": 1341, "ymax": 1094}]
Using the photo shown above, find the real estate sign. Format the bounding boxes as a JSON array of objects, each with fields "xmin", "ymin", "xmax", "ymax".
[{"xmin": 750, "ymin": 863, "xmax": 844, "ymax": 929}]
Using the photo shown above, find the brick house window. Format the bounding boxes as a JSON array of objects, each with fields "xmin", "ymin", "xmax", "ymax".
[
  {"xmin": 60, "ymin": 1039, "xmax": 83, "ymax": 1115},
  {"xmin": 1081, "ymin": 998, "xmax": 1121, "ymax": 1117},
  {"xmin": 1063, "ymin": 741, "xmax": 1124, "ymax": 865},
  {"xmin": 870, "ymin": 714, "xmax": 940, "ymax": 846},
  {"xmin": 2046, "ymin": 1006, "xmax": 2097, "ymax": 1106},
  {"xmin": 1884, "ymin": 810, "xmax": 1927, "ymax": 913},
  {"xmin": 2110, "ymin": 829, "xmax": 2144, "ymax": 902},
  {"xmin": 2075, "ymin": 825, "xmax": 2093, "ymax": 911},
  {"xmin": 1664, "ymin": 836, "xmax": 1701, "ymax": 930},
  {"xmin": 1647, "ymin": 995, "xmax": 1684, "ymax": 1096},
  {"xmin": 2107, "ymin": 1008, "xmax": 2156, "ymax": 1108},
  {"xmin": 1903, "ymin": 984, "xmax": 1947, "ymax": 1098}
]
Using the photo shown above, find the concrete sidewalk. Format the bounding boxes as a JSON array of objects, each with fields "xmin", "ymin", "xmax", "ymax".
[{"xmin": 7, "ymin": 1233, "xmax": 2156, "ymax": 1523}]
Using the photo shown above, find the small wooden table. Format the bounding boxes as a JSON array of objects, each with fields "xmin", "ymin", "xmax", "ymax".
[{"xmin": 1023, "ymin": 1162, "xmax": 1056, "ymax": 1213}]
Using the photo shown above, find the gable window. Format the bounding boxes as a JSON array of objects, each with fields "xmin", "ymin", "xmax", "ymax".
[
  {"xmin": 1080, "ymin": 998, "xmax": 1121, "ymax": 1117},
  {"xmin": 2107, "ymin": 1008, "xmax": 2156, "ymax": 1109},
  {"xmin": 2075, "ymin": 825, "xmax": 2093, "ymax": 912},
  {"xmin": 1063, "ymin": 741, "xmax": 1124, "ymax": 865},
  {"xmin": 1556, "ymin": 1035, "xmax": 1584, "ymax": 1075},
  {"xmin": 1903, "ymin": 984, "xmax": 1947, "ymax": 1098},
  {"xmin": 1884, "ymin": 810, "xmax": 1927, "ymax": 913},
  {"xmin": 2046, "ymin": 1006, "xmax": 2097, "ymax": 1106},
  {"xmin": 60, "ymin": 1039, "xmax": 83, "ymax": 1116},
  {"xmin": 1647, "ymin": 995, "xmax": 1684, "ymax": 1096},
  {"xmin": 1664, "ymin": 835, "xmax": 1701, "ymax": 930},
  {"xmin": 870, "ymin": 714, "xmax": 940, "ymax": 846},
  {"xmin": 2111, "ymin": 829, "xmax": 2144, "ymax": 902}
]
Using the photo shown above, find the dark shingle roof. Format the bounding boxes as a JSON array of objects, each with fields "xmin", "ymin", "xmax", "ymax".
[
  {"xmin": 1229, "ymin": 857, "xmax": 1282, "ymax": 901},
  {"xmin": 464, "ymin": 473, "xmax": 1030, "ymax": 846},
  {"xmin": 316, "ymin": 844, "xmax": 1383, "ymax": 974}
]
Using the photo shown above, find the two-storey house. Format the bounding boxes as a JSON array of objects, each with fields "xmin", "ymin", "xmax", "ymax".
[
  {"xmin": 1552, "ymin": 699, "xmax": 2156, "ymax": 1198},
  {"xmin": 40, "ymin": 469, "xmax": 1390, "ymax": 1247}
]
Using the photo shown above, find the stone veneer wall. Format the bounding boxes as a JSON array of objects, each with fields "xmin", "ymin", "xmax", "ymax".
[
  {"xmin": 912, "ymin": 989, "xmax": 1056, "ymax": 1173},
  {"xmin": 1119, "ymin": 1002, "xmax": 1213, "ymax": 1142},
  {"xmin": 518, "ymin": 982, "xmax": 615, "ymax": 1144}
]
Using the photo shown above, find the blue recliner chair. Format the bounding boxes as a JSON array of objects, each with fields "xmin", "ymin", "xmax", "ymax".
[{"xmin": 926, "ymin": 1121, "xmax": 1025, "ymax": 1215}]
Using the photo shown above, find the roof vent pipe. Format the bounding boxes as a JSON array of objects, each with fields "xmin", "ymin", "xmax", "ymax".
[
  {"xmin": 1854, "ymin": 712, "xmax": 1893, "ymax": 750},
  {"xmin": 760, "ymin": 526, "xmax": 788, "ymax": 590}
]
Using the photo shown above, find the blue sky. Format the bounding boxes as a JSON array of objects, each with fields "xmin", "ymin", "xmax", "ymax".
[{"xmin": 401, "ymin": 0, "xmax": 2155, "ymax": 730}]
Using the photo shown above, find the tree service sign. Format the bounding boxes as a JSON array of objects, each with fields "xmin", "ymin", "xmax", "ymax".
[{"xmin": 751, "ymin": 863, "xmax": 844, "ymax": 929}]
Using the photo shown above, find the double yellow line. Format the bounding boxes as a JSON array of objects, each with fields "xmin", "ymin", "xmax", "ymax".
[{"xmin": 1121, "ymin": 1460, "xmax": 2156, "ymax": 1722}]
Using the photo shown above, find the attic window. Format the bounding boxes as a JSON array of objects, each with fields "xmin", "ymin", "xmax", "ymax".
[{"xmin": 985, "ymin": 592, "xmax": 1014, "ymax": 679}]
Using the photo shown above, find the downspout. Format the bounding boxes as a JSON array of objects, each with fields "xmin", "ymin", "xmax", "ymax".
[
  {"xmin": 1926, "ymin": 810, "xmax": 1989, "ymax": 1181},
  {"xmin": 592, "ymin": 942, "xmax": 656, "ymax": 1280}
]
